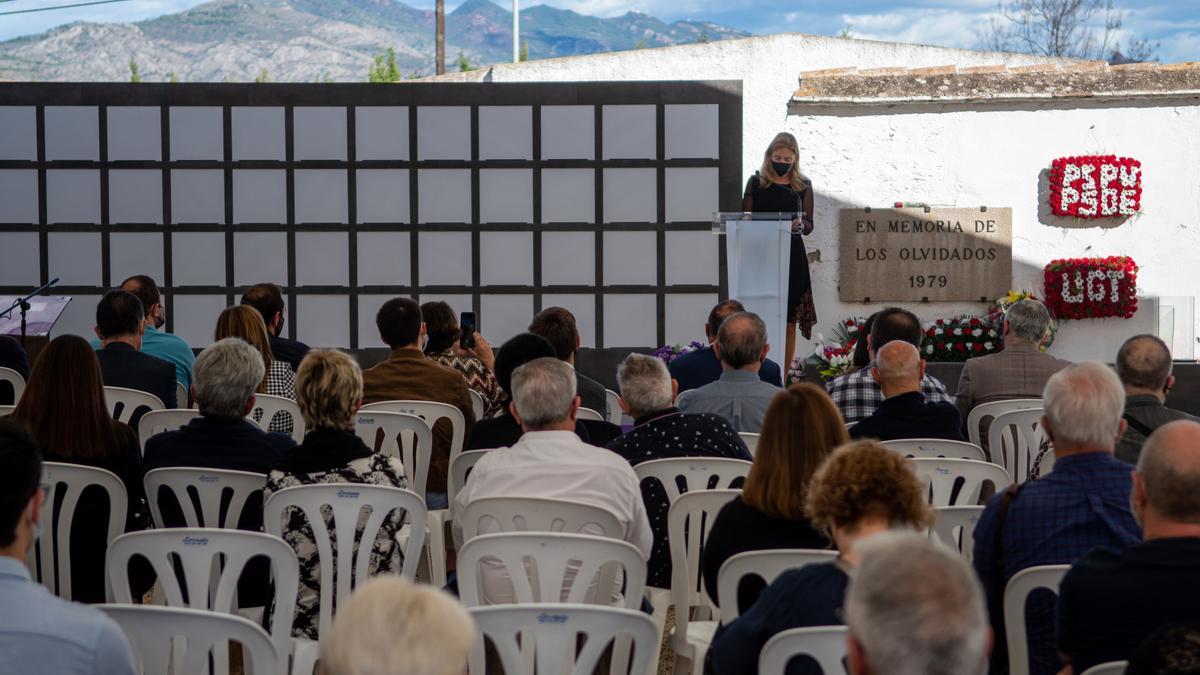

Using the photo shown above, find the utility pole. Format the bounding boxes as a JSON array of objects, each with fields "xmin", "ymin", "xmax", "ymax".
[
  {"xmin": 512, "ymin": 0, "xmax": 519, "ymax": 63},
  {"xmin": 436, "ymin": 0, "xmax": 445, "ymax": 75}
]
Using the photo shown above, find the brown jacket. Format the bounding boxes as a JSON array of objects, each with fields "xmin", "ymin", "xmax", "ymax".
[
  {"xmin": 362, "ymin": 348, "xmax": 476, "ymax": 493},
  {"xmin": 956, "ymin": 343, "xmax": 1072, "ymax": 423}
]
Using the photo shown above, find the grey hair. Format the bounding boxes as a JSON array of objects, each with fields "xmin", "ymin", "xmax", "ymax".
[
  {"xmin": 874, "ymin": 340, "xmax": 920, "ymax": 387},
  {"xmin": 845, "ymin": 531, "xmax": 989, "ymax": 675},
  {"xmin": 1005, "ymin": 299, "xmax": 1052, "ymax": 345},
  {"xmin": 511, "ymin": 357, "xmax": 577, "ymax": 430},
  {"xmin": 617, "ymin": 353, "xmax": 673, "ymax": 417},
  {"xmin": 1116, "ymin": 334, "xmax": 1173, "ymax": 391},
  {"xmin": 716, "ymin": 311, "xmax": 767, "ymax": 369},
  {"xmin": 193, "ymin": 337, "xmax": 265, "ymax": 419},
  {"xmin": 1138, "ymin": 420, "xmax": 1200, "ymax": 523},
  {"xmin": 1042, "ymin": 362, "xmax": 1126, "ymax": 450}
]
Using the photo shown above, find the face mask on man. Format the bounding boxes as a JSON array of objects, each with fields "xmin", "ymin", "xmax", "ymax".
[{"xmin": 772, "ymin": 161, "xmax": 792, "ymax": 177}]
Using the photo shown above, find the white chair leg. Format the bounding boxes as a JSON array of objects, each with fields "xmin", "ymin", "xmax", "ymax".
[
  {"xmin": 425, "ymin": 510, "xmax": 448, "ymax": 588},
  {"xmin": 291, "ymin": 638, "xmax": 319, "ymax": 675},
  {"xmin": 646, "ymin": 586, "xmax": 671, "ymax": 673}
]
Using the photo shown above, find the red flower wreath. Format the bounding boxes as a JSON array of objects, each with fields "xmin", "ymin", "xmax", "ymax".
[
  {"xmin": 1048, "ymin": 156, "xmax": 1142, "ymax": 218},
  {"xmin": 1043, "ymin": 256, "xmax": 1139, "ymax": 320}
]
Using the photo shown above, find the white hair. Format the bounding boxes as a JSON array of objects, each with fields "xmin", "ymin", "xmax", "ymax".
[
  {"xmin": 193, "ymin": 338, "xmax": 264, "ymax": 419},
  {"xmin": 1005, "ymin": 299, "xmax": 1052, "ymax": 344},
  {"xmin": 320, "ymin": 577, "xmax": 475, "ymax": 675},
  {"xmin": 617, "ymin": 353, "xmax": 673, "ymax": 416},
  {"xmin": 1042, "ymin": 361, "xmax": 1125, "ymax": 450},
  {"xmin": 511, "ymin": 357, "xmax": 576, "ymax": 430},
  {"xmin": 845, "ymin": 532, "xmax": 989, "ymax": 675}
]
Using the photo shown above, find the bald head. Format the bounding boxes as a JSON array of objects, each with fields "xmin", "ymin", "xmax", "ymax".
[
  {"xmin": 1117, "ymin": 334, "xmax": 1174, "ymax": 395},
  {"xmin": 715, "ymin": 311, "xmax": 768, "ymax": 371},
  {"xmin": 872, "ymin": 340, "xmax": 923, "ymax": 397},
  {"xmin": 1136, "ymin": 420, "xmax": 1200, "ymax": 525}
]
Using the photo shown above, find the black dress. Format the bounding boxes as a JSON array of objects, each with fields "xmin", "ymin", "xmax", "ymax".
[{"xmin": 744, "ymin": 174, "xmax": 817, "ymax": 338}]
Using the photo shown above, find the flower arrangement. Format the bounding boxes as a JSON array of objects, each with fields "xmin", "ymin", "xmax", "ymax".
[
  {"xmin": 1048, "ymin": 155, "xmax": 1142, "ymax": 218},
  {"xmin": 806, "ymin": 318, "xmax": 866, "ymax": 382},
  {"xmin": 652, "ymin": 341, "xmax": 706, "ymax": 365},
  {"xmin": 922, "ymin": 317, "xmax": 1002, "ymax": 362},
  {"xmin": 1043, "ymin": 256, "xmax": 1138, "ymax": 320},
  {"xmin": 985, "ymin": 289, "xmax": 1059, "ymax": 350}
]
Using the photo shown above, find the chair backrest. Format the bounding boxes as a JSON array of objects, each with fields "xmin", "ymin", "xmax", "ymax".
[
  {"xmin": 1003, "ymin": 564, "xmax": 1070, "ymax": 675},
  {"xmin": 247, "ymin": 393, "xmax": 306, "ymax": 443},
  {"xmin": 717, "ymin": 549, "xmax": 838, "ymax": 624},
  {"xmin": 738, "ymin": 432, "xmax": 760, "ymax": 457},
  {"xmin": 144, "ymin": 467, "xmax": 268, "ymax": 529},
  {"xmin": 0, "ymin": 404, "xmax": 14, "ymax": 416},
  {"xmin": 458, "ymin": 532, "xmax": 647, "ymax": 609},
  {"xmin": 100, "ymin": 604, "xmax": 279, "ymax": 675},
  {"xmin": 104, "ymin": 385, "xmax": 165, "ymax": 425},
  {"xmin": 633, "ymin": 457, "xmax": 752, "ymax": 504},
  {"xmin": 1080, "ymin": 662, "xmax": 1129, "ymax": 675},
  {"xmin": 27, "ymin": 462, "xmax": 127, "ymax": 601},
  {"xmin": 577, "ymin": 406, "xmax": 605, "ymax": 422},
  {"xmin": 360, "ymin": 400, "xmax": 467, "ymax": 477},
  {"xmin": 176, "ymin": 381, "xmax": 189, "ymax": 409},
  {"xmin": 448, "ymin": 449, "xmax": 489, "ymax": 505},
  {"xmin": 882, "ymin": 438, "xmax": 987, "ymax": 461},
  {"xmin": 353, "ymin": 410, "xmax": 433, "ymax": 498},
  {"xmin": 758, "ymin": 626, "xmax": 849, "ymax": 675},
  {"xmin": 0, "ymin": 366, "xmax": 25, "ymax": 403},
  {"xmin": 137, "ymin": 409, "xmax": 202, "ymax": 454},
  {"xmin": 967, "ymin": 398, "xmax": 1042, "ymax": 447},
  {"xmin": 668, "ymin": 489, "xmax": 741, "ymax": 653},
  {"xmin": 262, "ymin": 484, "xmax": 427, "ymax": 640},
  {"xmin": 987, "ymin": 407, "xmax": 1051, "ymax": 483},
  {"xmin": 468, "ymin": 388, "xmax": 486, "ymax": 420},
  {"xmin": 930, "ymin": 505, "xmax": 985, "ymax": 562},
  {"xmin": 106, "ymin": 528, "xmax": 298, "ymax": 664},
  {"xmin": 605, "ymin": 389, "xmax": 624, "ymax": 425},
  {"xmin": 910, "ymin": 458, "xmax": 1011, "ymax": 506},
  {"xmin": 469, "ymin": 604, "xmax": 659, "ymax": 675},
  {"xmin": 461, "ymin": 496, "xmax": 624, "ymax": 542}
]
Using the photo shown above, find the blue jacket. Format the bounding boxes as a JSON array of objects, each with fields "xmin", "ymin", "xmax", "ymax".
[{"xmin": 669, "ymin": 345, "xmax": 783, "ymax": 393}]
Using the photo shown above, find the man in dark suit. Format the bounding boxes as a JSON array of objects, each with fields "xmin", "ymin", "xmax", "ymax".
[
  {"xmin": 528, "ymin": 307, "xmax": 609, "ymax": 415},
  {"xmin": 851, "ymin": 340, "xmax": 963, "ymax": 442},
  {"xmin": 93, "ymin": 291, "xmax": 177, "ymax": 421},
  {"xmin": 669, "ymin": 299, "xmax": 783, "ymax": 393},
  {"xmin": 0, "ymin": 335, "xmax": 30, "ymax": 405},
  {"xmin": 241, "ymin": 282, "xmax": 310, "ymax": 371}
]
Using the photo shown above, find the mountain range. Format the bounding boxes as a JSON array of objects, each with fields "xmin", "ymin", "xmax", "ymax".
[{"xmin": 0, "ymin": 0, "xmax": 749, "ymax": 82}]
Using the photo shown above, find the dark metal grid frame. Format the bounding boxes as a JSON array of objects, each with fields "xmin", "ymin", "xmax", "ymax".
[{"xmin": 0, "ymin": 81, "xmax": 743, "ymax": 349}]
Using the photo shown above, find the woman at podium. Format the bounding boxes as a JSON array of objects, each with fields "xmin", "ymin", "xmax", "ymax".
[{"xmin": 741, "ymin": 132, "xmax": 816, "ymax": 372}]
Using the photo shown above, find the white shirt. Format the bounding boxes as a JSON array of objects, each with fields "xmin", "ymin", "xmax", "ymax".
[{"xmin": 451, "ymin": 430, "xmax": 653, "ymax": 604}]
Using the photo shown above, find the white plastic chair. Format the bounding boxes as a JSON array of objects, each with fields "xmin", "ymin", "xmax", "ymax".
[
  {"xmin": 106, "ymin": 529, "xmax": 298, "ymax": 675},
  {"xmin": 910, "ymin": 458, "xmax": 1011, "ymax": 507},
  {"xmin": 100, "ymin": 604, "xmax": 279, "ymax": 675},
  {"xmin": 738, "ymin": 432, "xmax": 760, "ymax": 456},
  {"xmin": 353, "ymin": 411, "xmax": 433, "ymax": 498},
  {"xmin": 460, "ymin": 496, "xmax": 624, "ymax": 542},
  {"xmin": 758, "ymin": 626, "xmax": 849, "ymax": 675},
  {"xmin": 104, "ymin": 385, "xmax": 165, "ymax": 425},
  {"xmin": 0, "ymin": 366, "xmax": 25, "ymax": 404},
  {"xmin": 0, "ymin": 404, "xmax": 14, "ymax": 416},
  {"xmin": 469, "ymin": 603, "xmax": 660, "ymax": 675},
  {"xmin": 717, "ymin": 549, "xmax": 838, "ymax": 624},
  {"xmin": 176, "ymin": 381, "xmax": 189, "ymax": 409},
  {"xmin": 633, "ymin": 457, "xmax": 752, "ymax": 504},
  {"xmin": 930, "ymin": 505, "xmax": 985, "ymax": 562},
  {"xmin": 26, "ymin": 462, "xmax": 127, "ymax": 601},
  {"xmin": 1003, "ymin": 564, "xmax": 1070, "ymax": 675},
  {"xmin": 987, "ymin": 407, "xmax": 1051, "ymax": 483},
  {"xmin": 882, "ymin": 438, "xmax": 986, "ymax": 461},
  {"xmin": 247, "ymin": 393, "xmax": 305, "ymax": 443},
  {"xmin": 605, "ymin": 388, "xmax": 624, "ymax": 425},
  {"xmin": 468, "ymin": 388, "xmax": 486, "ymax": 420},
  {"xmin": 137, "ymin": 409, "xmax": 202, "ymax": 454},
  {"xmin": 577, "ymin": 406, "xmax": 605, "ymax": 422},
  {"xmin": 1080, "ymin": 662, "xmax": 1129, "ymax": 675},
  {"xmin": 448, "ymin": 449, "xmax": 489, "ymax": 507},
  {"xmin": 967, "ymin": 398, "xmax": 1042, "ymax": 447},
  {"xmin": 668, "ymin": 489, "xmax": 742, "ymax": 675},
  {"xmin": 143, "ymin": 467, "xmax": 268, "ymax": 530}
]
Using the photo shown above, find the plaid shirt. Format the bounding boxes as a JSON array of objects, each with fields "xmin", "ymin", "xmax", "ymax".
[
  {"xmin": 825, "ymin": 363, "xmax": 952, "ymax": 424},
  {"xmin": 972, "ymin": 451, "xmax": 1141, "ymax": 675}
]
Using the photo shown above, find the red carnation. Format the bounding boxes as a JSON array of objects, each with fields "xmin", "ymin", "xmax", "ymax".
[
  {"xmin": 972, "ymin": 343, "xmax": 984, "ymax": 352},
  {"xmin": 954, "ymin": 343, "xmax": 966, "ymax": 353},
  {"xmin": 935, "ymin": 342, "xmax": 945, "ymax": 350},
  {"xmin": 969, "ymin": 318, "xmax": 981, "ymax": 328}
]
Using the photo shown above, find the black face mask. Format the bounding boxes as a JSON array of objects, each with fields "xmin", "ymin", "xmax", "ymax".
[{"xmin": 772, "ymin": 161, "xmax": 792, "ymax": 177}]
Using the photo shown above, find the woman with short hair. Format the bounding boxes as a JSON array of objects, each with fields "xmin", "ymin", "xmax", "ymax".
[{"xmin": 420, "ymin": 301, "xmax": 501, "ymax": 417}]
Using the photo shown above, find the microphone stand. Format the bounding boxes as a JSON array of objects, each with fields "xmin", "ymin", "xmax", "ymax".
[{"xmin": 0, "ymin": 278, "xmax": 60, "ymax": 348}]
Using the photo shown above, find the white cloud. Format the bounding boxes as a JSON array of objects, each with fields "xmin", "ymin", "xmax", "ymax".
[{"xmin": 839, "ymin": 7, "xmax": 997, "ymax": 50}]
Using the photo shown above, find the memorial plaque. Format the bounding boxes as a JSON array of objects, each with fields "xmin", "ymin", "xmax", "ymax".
[{"xmin": 838, "ymin": 207, "xmax": 1012, "ymax": 302}]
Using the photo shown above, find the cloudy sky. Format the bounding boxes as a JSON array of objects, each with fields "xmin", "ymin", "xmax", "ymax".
[{"xmin": 1, "ymin": 0, "xmax": 1196, "ymax": 62}]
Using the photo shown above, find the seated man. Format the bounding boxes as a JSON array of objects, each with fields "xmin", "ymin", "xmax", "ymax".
[
  {"xmin": 850, "ymin": 341, "xmax": 963, "ymax": 442},
  {"xmin": 1058, "ymin": 420, "xmax": 1200, "ymax": 673},
  {"xmin": 826, "ymin": 307, "xmax": 951, "ymax": 425},
  {"xmin": 1114, "ymin": 334, "xmax": 1198, "ymax": 464},
  {"xmin": 676, "ymin": 311, "xmax": 780, "ymax": 433},
  {"xmin": 528, "ymin": 307, "xmax": 608, "ymax": 416},
  {"xmin": 0, "ymin": 419, "xmax": 137, "ymax": 675},
  {"xmin": 362, "ymin": 298, "xmax": 475, "ymax": 509},
  {"xmin": 241, "ymin": 282, "xmax": 310, "ymax": 372},
  {"xmin": 94, "ymin": 290, "xmax": 178, "ymax": 419},
  {"xmin": 608, "ymin": 352, "xmax": 751, "ymax": 588},
  {"xmin": 452, "ymin": 357, "xmax": 651, "ymax": 603},
  {"xmin": 973, "ymin": 362, "xmax": 1142, "ymax": 675},
  {"xmin": 466, "ymin": 333, "xmax": 620, "ymax": 450},
  {"xmin": 109, "ymin": 275, "xmax": 195, "ymax": 391},
  {"xmin": 669, "ymin": 299, "xmax": 783, "ymax": 392}
]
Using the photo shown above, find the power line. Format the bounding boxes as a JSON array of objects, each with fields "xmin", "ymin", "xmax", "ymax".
[{"xmin": 0, "ymin": 0, "xmax": 136, "ymax": 16}]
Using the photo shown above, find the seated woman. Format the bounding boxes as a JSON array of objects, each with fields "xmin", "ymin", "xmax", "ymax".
[
  {"xmin": 701, "ymin": 383, "xmax": 845, "ymax": 612},
  {"xmin": 263, "ymin": 349, "xmax": 407, "ymax": 639},
  {"xmin": 215, "ymin": 304, "xmax": 295, "ymax": 435},
  {"xmin": 705, "ymin": 440, "xmax": 934, "ymax": 675},
  {"xmin": 420, "ymin": 301, "xmax": 502, "ymax": 418},
  {"xmin": 11, "ymin": 334, "xmax": 151, "ymax": 603}
]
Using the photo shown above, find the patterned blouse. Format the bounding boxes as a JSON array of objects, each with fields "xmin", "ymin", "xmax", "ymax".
[
  {"xmin": 428, "ymin": 349, "xmax": 503, "ymax": 417},
  {"xmin": 253, "ymin": 359, "xmax": 297, "ymax": 435},
  {"xmin": 264, "ymin": 430, "xmax": 408, "ymax": 639}
]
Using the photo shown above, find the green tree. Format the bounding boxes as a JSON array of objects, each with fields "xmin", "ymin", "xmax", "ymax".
[
  {"xmin": 168, "ymin": 71, "xmax": 179, "ymax": 83},
  {"xmin": 634, "ymin": 39, "xmax": 647, "ymax": 50},
  {"xmin": 254, "ymin": 68, "xmax": 270, "ymax": 83},
  {"xmin": 838, "ymin": 24, "xmax": 853, "ymax": 38},
  {"xmin": 457, "ymin": 50, "xmax": 474, "ymax": 72},
  {"xmin": 519, "ymin": 41, "xmax": 529, "ymax": 62},
  {"xmin": 128, "ymin": 58, "xmax": 141, "ymax": 83},
  {"xmin": 696, "ymin": 29, "xmax": 710, "ymax": 44},
  {"xmin": 369, "ymin": 48, "xmax": 402, "ymax": 82}
]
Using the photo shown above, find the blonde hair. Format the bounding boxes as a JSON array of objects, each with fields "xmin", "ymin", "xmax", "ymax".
[
  {"xmin": 294, "ymin": 349, "xmax": 362, "ymax": 431},
  {"xmin": 319, "ymin": 577, "xmax": 476, "ymax": 675},
  {"xmin": 214, "ymin": 304, "xmax": 273, "ymax": 393},
  {"xmin": 758, "ymin": 132, "xmax": 807, "ymax": 192}
]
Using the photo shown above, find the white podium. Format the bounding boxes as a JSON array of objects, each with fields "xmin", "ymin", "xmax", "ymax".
[{"xmin": 713, "ymin": 213, "xmax": 793, "ymax": 368}]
